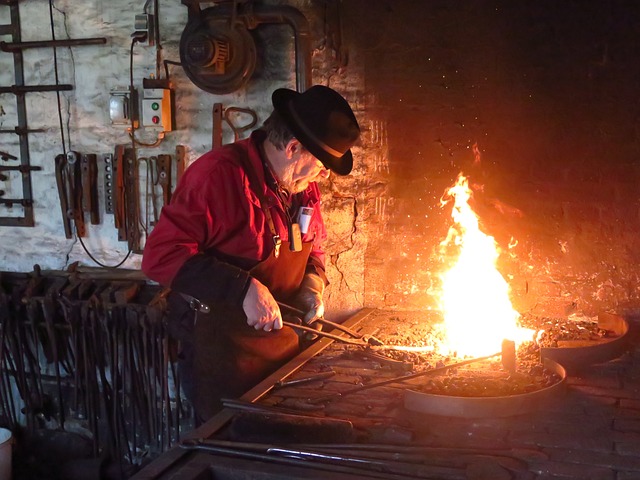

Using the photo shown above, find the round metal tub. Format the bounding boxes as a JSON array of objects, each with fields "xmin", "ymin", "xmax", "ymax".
[
  {"xmin": 404, "ymin": 358, "xmax": 566, "ymax": 418},
  {"xmin": 540, "ymin": 312, "xmax": 631, "ymax": 374}
]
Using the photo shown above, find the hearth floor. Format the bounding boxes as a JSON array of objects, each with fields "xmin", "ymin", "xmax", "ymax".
[{"xmin": 133, "ymin": 309, "xmax": 640, "ymax": 480}]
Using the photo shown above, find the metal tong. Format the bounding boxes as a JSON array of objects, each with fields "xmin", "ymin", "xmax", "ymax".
[{"xmin": 277, "ymin": 301, "xmax": 384, "ymax": 347}]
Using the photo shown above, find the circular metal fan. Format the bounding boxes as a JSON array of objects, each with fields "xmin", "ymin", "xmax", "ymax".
[{"xmin": 179, "ymin": 7, "xmax": 257, "ymax": 94}]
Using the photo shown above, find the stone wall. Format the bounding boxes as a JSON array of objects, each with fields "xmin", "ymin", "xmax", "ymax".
[{"xmin": 2, "ymin": 1, "xmax": 640, "ymax": 322}]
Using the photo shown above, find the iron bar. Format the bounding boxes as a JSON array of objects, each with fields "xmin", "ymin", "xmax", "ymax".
[
  {"xmin": 0, "ymin": 84, "xmax": 73, "ymax": 94},
  {"xmin": 0, "ymin": 165, "xmax": 42, "ymax": 172},
  {"xmin": 0, "ymin": 127, "xmax": 47, "ymax": 134},
  {"xmin": 180, "ymin": 439, "xmax": 430, "ymax": 480},
  {"xmin": 0, "ymin": 37, "xmax": 106, "ymax": 51},
  {"xmin": 310, "ymin": 351, "xmax": 502, "ymax": 404}
]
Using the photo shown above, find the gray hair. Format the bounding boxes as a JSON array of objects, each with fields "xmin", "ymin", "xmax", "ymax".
[{"xmin": 261, "ymin": 110, "xmax": 294, "ymax": 150}]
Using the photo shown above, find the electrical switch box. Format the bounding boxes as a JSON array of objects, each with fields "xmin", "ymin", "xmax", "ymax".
[{"xmin": 141, "ymin": 87, "xmax": 173, "ymax": 131}]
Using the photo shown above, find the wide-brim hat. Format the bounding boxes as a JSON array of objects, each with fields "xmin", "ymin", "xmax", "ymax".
[{"xmin": 272, "ymin": 85, "xmax": 360, "ymax": 176}]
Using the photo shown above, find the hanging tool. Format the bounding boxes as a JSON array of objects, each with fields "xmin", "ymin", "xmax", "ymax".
[
  {"xmin": 212, "ymin": 103, "xmax": 223, "ymax": 149},
  {"xmin": 175, "ymin": 145, "xmax": 187, "ymax": 183},
  {"xmin": 66, "ymin": 151, "xmax": 86, "ymax": 237},
  {"xmin": 80, "ymin": 153, "xmax": 100, "ymax": 225},
  {"xmin": 113, "ymin": 145, "xmax": 126, "ymax": 240},
  {"xmin": 123, "ymin": 148, "xmax": 141, "ymax": 252},
  {"xmin": 54, "ymin": 154, "xmax": 73, "ymax": 239},
  {"xmin": 156, "ymin": 154, "xmax": 172, "ymax": 207}
]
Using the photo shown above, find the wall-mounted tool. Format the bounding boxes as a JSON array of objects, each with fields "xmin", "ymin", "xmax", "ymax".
[
  {"xmin": 54, "ymin": 152, "xmax": 103, "ymax": 238},
  {"xmin": 211, "ymin": 103, "xmax": 257, "ymax": 148},
  {"xmin": 156, "ymin": 154, "xmax": 172, "ymax": 207},
  {"xmin": 80, "ymin": 153, "xmax": 100, "ymax": 225},
  {"xmin": 176, "ymin": 145, "xmax": 187, "ymax": 183},
  {"xmin": 65, "ymin": 151, "xmax": 86, "ymax": 238},
  {"xmin": 54, "ymin": 154, "xmax": 74, "ymax": 239},
  {"xmin": 113, "ymin": 145, "xmax": 142, "ymax": 252}
]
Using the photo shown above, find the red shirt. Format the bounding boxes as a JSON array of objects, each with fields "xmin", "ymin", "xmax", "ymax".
[{"xmin": 142, "ymin": 131, "xmax": 327, "ymax": 303}]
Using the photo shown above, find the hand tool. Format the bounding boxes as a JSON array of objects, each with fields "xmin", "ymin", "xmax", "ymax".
[
  {"xmin": 80, "ymin": 153, "xmax": 100, "ymax": 225},
  {"xmin": 278, "ymin": 301, "xmax": 384, "ymax": 346},
  {"xmin": 176, "ymin": 145, "xmax": 187, "ymax": 183},
  {"xmin": 156, "ymin": 154, "xmax": 172, "ymax": 207},
  {"xmin": 66, "ymin": 151, "xmax": 86, "ymax": 237},
  {"xmin": 113, "ymin": 145, "xmax": 126, "ymax": 239},
  {"xmin": 54, "ymin": 155, "xmax": 73, "ymax": 237},
  {"xmin": 281, "ymin": 319, "xmax": 371, "ymax": 347},
  {"xmin": 123, "ymin": 147, "xmax": 142, "ymax": 252}
]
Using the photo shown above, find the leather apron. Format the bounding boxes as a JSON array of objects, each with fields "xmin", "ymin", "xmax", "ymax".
[{"xmin": 188, "ymin": 240, "xmax": 312, "ymax": 421}]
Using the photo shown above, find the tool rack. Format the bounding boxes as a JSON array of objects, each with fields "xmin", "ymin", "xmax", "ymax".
[{"xmin": 0, "ymin": 0, "xmax": 105, "ymax": 227}]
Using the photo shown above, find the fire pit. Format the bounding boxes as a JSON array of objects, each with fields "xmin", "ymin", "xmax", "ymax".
[
  {"xmin": 403, "ymin": 357, "xmax": 566, "ymax": 418},
  {"xmin": 537, "ymin": 312, "xmax": 630, "ymax": 374}
]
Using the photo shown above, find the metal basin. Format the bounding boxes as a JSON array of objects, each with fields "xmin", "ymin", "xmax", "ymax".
[
  {"xmin": 540, "ymin": 312, "xmax": 630, "ymax": 374},
  {"xmin": 404, "ymin": 358, "xmax": 566, "ymax": 418}
]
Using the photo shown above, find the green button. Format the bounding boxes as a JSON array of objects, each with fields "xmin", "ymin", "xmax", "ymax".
[{"xmin": 151, "ymin": 102, "xmax": 159, "ymax": 111}]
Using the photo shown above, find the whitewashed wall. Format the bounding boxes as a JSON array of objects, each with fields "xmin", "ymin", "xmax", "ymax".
[{"xmin": 0, "ymin": 0, "xmax": 366, "ymax": 318}]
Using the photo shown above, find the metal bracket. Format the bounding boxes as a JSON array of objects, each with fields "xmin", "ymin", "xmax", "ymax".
[{"xmin": 103, "ymin": 153, "xmax": 114, "ymax": 214}]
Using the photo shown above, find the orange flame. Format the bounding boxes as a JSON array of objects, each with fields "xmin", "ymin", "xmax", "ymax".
[{"xmin": 437, "ymin": 173, "xmax": 531, "ymax": 357}]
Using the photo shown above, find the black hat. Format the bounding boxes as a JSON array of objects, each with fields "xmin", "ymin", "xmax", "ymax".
[{"xmin": 272, "ymin": 85, "xmax": 360, "ymax": 176}]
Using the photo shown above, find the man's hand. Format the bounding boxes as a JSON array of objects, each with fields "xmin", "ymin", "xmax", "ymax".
[
  {"xmin": 242, "ymin": 278, "xmax": 282, "ymax": 332},
  {"xmin": 294, "ymin": 273, "xmax": 325, "ymax": 324}
]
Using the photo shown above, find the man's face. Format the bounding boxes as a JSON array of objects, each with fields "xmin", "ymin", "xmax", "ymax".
[{"xmin": 280, "ymin": 143, "xmax": 330, "ymax": 194}]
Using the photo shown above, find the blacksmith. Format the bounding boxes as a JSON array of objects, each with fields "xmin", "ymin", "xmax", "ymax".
[{"xmin": 142, "ymin": 85, "xmax": 361, "ymax": 422}]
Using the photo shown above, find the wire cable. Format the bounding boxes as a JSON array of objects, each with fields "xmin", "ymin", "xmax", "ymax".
[
  {"xmin": 77, "ymin": 235, "xmax": 133, "ymax": 269},
  {"xmin": 49, "ymin": 0, "xmax": 67, "ymax": 155}
]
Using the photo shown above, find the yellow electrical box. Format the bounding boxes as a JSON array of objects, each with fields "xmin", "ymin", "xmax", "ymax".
[{"xmin": 141, "ymin": 87, "xmax": 173, "ymax": 131}]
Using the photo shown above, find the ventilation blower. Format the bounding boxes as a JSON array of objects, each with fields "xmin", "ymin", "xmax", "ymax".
[{"xmin": 179, "ymin": 5, "xmax": 257, "ymax": 94}]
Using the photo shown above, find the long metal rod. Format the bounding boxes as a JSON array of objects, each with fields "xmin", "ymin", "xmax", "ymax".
[
  {"xmin": 180, "ymin": 439, "xmax": 439, "ymax": 480},
  {"xmin": 0, "ymin": 84, "xmax": 73, "ymax": 94},
  {"xmin": 0, "ymin": 37, "xmax": 106, "ymax": 51},
  {"xmin": 310, "ymin": 351, "xmax": 503, "ymax": 403}
]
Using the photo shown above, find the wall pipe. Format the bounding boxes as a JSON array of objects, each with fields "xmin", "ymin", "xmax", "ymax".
[{"xmin": 243, "ymin": 4, "xmax": 312, "ymax": 92}]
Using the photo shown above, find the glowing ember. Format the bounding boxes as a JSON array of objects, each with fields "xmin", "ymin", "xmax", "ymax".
[{"xmin": 437, "ymin": 173, "xmax": 531, "ymax": 357}]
